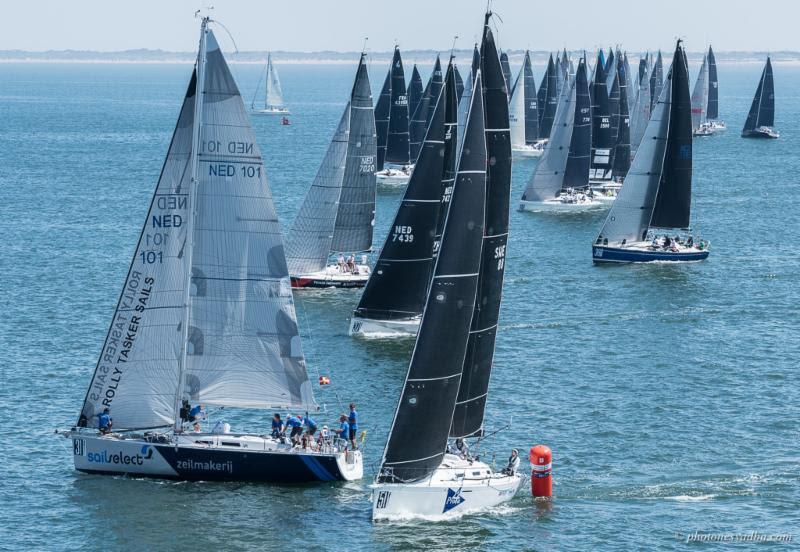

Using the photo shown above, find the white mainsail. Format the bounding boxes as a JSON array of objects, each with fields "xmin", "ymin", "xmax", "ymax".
[
  {"xmin": 285, "ymin": 105, "xmax": 351, "ymax": 275},
  {"xmin": 78, "ymin": 27, "xmax": 316, "ymax": 431},
  {"xmin": 690, "ymin": 54, "xmax": 708, "ymax": 131},
  {"xmin": 265, "ymin": 53, "xmax": 286, "ymax": 110},
  {"xmin": 508, "ymin": 66, "xmax": 526, "ymax": 147}
]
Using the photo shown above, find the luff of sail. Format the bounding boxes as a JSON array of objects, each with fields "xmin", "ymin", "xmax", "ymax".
[
  {"xmin": 78, "ymin": 27, "xmax": 317, "ymax": 431},
  {"xmin": 331, "ymin": 55, "xmax": 377, "ymax": 253},
  {"xmin": 450, "ymin": 15, "xmax": 511, "ymax": 439},
  {"xmin": 378, "ymin": 71, "xmax": 486, "ymax": 483},
  {"xmin": 354, "ymin": 63, "xmax": 457, "ymax": 323}
]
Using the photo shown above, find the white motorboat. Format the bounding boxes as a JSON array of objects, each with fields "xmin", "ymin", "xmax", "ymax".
[{"xmin": 291, "ymin": 263, "xmax": 371, "ymax": 289}]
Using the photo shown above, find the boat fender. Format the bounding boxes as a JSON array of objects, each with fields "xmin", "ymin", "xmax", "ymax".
[{"xmin": 530, "ymin": 444, "xmax": 552, "ymax": 499}]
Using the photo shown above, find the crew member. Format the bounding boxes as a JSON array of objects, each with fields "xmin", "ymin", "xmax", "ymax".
[
  {"xmin": 271, "ymin": 413, "xmax": 283, "ymax": 439},
  {"xmin": 348, "ymin": 403, "xmax": 359, "ymax": 450},
  {"xmin": 334, "ymin": 414, "xmax": 350, "ymax": 448},
  {"xmin": 283, "ymin": 414, "xmax": 303, "ymax": 446},
  {"xmin": 501, "ymin": 448, "xmax": 520, "ymax": 475},
  {"xmin": 97, "ymin": 408, "xmax": 112, "ymax": 434}
]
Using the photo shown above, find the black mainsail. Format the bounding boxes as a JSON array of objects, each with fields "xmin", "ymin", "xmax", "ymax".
[
  {"xmin": 451, "ymin": 15, "xmax": 511, "ymax": 440},
  {"xmin": 454, "ymin": 64, "xmax": 465, "ymax": 101},
  {"xmin": 375, "ymin": 70, "xmax": 391, "ymax": 171},
  {"xmin": 522, "ymin": 50, "xmax": 539, "ymax": 143},
  {"xmin": 612, "ymin": 59, "xmax": 631, "ymax": 179},
  {"xmin": 539, "ymin": 54, "xmax": 558, "ymax": 139},
  {"xmin": 378, "ymin": 71, "xmax": 486, "ymax": 483},
  {"xmin": 354, "ymin": 63, "xmax": 458, "ymax": 326},
  {"xmin": 409, "ymin": 76, "xmax": 433, "ymax": 162},
  {"xmin": 500, "ymin": 51, "xmax": 513, "ymax": 98},
  {"xmin": 407, "ymin": 64, "xmax": 424, "ymax": 124},
  {"xmin": 386, "ymin": 46, "xmax": 410, "ymax": 165},
  {"xmin": 565, "ymin": 57, "xmax": 592, "ymax": 188},
  {"xmin": 590, "ymin": 52, "xmax": 614, "ymax": 181},
  {"xmin": 707, "ymin": 46, "xmax": 719, "ymax": 120},
  {"xmin": 650, "ymin": 50, "xmax": 663, "ymax": 111},
  {"xmin": 742, "ymin": 57, "xmax": 775, "ymax": 135}
]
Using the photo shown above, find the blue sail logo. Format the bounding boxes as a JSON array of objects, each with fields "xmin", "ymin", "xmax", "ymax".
[{"xmin": 443, "ymin": 487, "xmax": 465, "ymax": 513}]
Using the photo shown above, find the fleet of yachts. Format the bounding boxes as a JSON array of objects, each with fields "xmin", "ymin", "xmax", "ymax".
[{"xmin": 60, "ymin": 9, "xmax": 779, "ymax": 522}]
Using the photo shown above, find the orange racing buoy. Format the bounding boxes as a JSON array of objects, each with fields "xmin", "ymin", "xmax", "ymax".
[{"xmin": 530, "ymin": 444, "xmax": 552, "ymax": 498}]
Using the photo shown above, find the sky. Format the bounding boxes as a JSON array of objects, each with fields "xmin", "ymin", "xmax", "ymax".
[{"xmin": 2, "ymin": 0, "xmax": 797, "ymax": 53}]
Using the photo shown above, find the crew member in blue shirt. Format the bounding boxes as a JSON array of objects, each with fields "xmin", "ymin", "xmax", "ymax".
[
  {"xmin": 97, "ymin": 408, "xmax": 112, "ymax": 434},
  {"xmin": 348, "ymin": 403, "xmax": 359, "ymax": 450},
  {"xmin": 188, "ymin": 403, "xmax": 204, "ymax": 422},
  {"xmin": 283, "ymin": 414, "xmax": 303, "ymax": 446},
  {"xmin": 301, "ymin": 413, "xmax": 318, "ymax": 449},
  {"xmin": 271, "ymin": 413, "xmax": 283, "ymax": 439},
  {"xmin": 334, "ymin": 414, "xmax": 350, "ymax": 449}
]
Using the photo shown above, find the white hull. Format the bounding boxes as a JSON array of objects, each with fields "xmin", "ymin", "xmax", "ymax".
[
  {"xmin": 291, "ymin": 264, "xmax": 370, "ymax": 288},
  {"xmin": 68, "ymin": 430, "xmax": 363, "ymax": 482},
  {"xmin": 371, "ymin": 455, "xmax": 521, "ymax": 521},
  {"xmin": 349, "ymin": 315, "xmax": 420, "ymax": 338},
  {"xmin": 708, "ymin": 120, "xmax": 726, "ymax": 131},
  {"xmin": 512, "ymin": 142, "xmax": 545, "ymax": 158},
  {"xmin": 519, "ymin": 198, "xmax": 606, "ymax": 212},
  {"xmin": 376, "ymin": 165, "xmax": 413, "ymax": 186},
  {"xmin": 252, "ymin": 107, "xmax": 290, "ymax": 115}
]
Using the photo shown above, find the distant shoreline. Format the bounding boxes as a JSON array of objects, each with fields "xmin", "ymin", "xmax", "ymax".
[{"xmin": 1, "ymin": 49, "xmax": 797, "ymax": 66}]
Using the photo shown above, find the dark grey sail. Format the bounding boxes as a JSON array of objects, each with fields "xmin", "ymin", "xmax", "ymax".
[
  {"xmin": 742, "ymin": 57, "xmax": 775, "ymax": 133},
  {"xmin": 623, "ymin": 52, "xmax": 634, "ymax": 113},
  {"xmin": 451, "ymin": 14, "xmax": 510, "ymax": 440},
  {"xmin": 707, "ymin": 46, "xmax": 719, "ymax": 120},
  {"xmin": 354, "ymin": 63, "xmax": 458, "ymax": 325},
  {"xmin": 385, "ymin": 46, "xmax": 410, "ymax": 165},
  {"xmin": 612, "ymin": 59, "xmax": 631, "ymax": 179},
  {"xmin": 471, "ymin": 44, "xmax": 481, "ymax": 77},
  {"xmin": 564, "ymin": 57, "xmax": 592, "ymax": 188},
  {"xmin": 425, "ymin": 56, "xmax": 445, "ymax": 128},
  {"xmin": 500, "ymin": 51, "xmax": 513, "ymax": 98},
  {"xmin": 537, "ymin": 61, "xmax": 548, "ymax": 129},
  {"xmin": 604, "ymin": 48, "xmax": 615, "ymax": 74},
  {"xmin": 650, "ymin": 50, "xmax": 663, "ymax": 111},
  {"xmin": 608, "ymin": 68, "xmax": 621, "ymax": 147},
  {"xmin": 522, "ymin": 51, "xmax": 539, "ymax": 143},
  {"xmin": 409, "ymin": 78, "xmax": 433, "ymax": 162},
  {"xmin": 331, "ymin": 54, "xmax": 377, "ymax": 253},
  {"xmin": 407, "ymin": 64, "xmax": 424, "ymax": 124},
  {"xmin": 454, "ymin": 64, "xmax": 465, "ymax": 101},
  {"xmin": 539, "ymin": 54, "xmax": 559, "ymax": 138},
  {"xmin": 638, "ymin": 56, "xmax": 648, "ymax": 86},
  {"xmin": 590, "ymin": 52, "xmax": 614, "ymax": 181},
  {"xmin": 650, "ymin": 44, "xmax": 692, "ymax": 230},
  {"xmin": 378, "ymin": 72, "xmax": 486, "ymax": 483},
  {"xmin": 375, "ymin": 70, "xmax": 391, "ymax": 171}
]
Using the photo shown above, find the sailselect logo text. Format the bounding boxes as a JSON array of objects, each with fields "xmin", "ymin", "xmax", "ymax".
[{"xmin": 86, "ymin": 445, "xmax": 153, "ymax": 466}]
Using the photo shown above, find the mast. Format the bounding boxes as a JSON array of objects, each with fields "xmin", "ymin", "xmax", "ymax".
[
  {"xmin": 450, "ymin": 12, "xmax": 511, "ymax": 440},
  {"xmin": 173, "ymin": 16, "xmax": 208, "ymax": 430}
]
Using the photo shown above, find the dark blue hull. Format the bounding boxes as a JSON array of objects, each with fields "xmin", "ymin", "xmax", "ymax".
[{"xmin": 593, "ymin": 245, "xmax": 709, "ymax": 264}]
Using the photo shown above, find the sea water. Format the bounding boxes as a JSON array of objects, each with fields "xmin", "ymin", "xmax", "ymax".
[{"xmin": 0, "ymin": 59, "xmax": 798, "ymax": 549}]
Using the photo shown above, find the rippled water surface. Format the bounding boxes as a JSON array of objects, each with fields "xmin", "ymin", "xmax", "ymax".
[{"xmin": 1, "ymin": 58, "xmax": 798, "ymax": 550}]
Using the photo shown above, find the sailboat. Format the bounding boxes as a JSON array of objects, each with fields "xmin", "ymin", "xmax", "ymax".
[
  {"xmin": 509, "ymin": 50, "xmax": 544, "ymax": 157},
  {"xmin": 376, "ymin": 46, "xmax": 413, "ymax": 184},
  {"xmin": 593, "ymin": 41, "xmax": 710, "ymax": 264},
  {"xmin": 371, "ymin": 13, "xmax": 520, "ymax": 521},
  {"xmin": 251, "ymin": 52, "xmax": 290, "ymax": 115},
  {"xmin": 589, "ymin": 51, "xmax": 615, "ymax": 188},
  {"xmin": 691, "ymin": 54, "xmax": 713, "ymax": 136},
  {"xmin": 375, "ymin": 70, "xmax": 392, "ymax": 172},
  {"xmin": 610, "ymin": 56, "xmax": 631, "ymax": 184},
  {"xmin": 62, "ymin": 18, "xmax": 363, "ymax": 482},
  {"xmin": 409, "ymin": 56, "xmax": 443, "ymax": 162},
  {"xmin": 350, "ymin": 60, "xmax": 458, "ymax": 338},
  {"xmin": 520, "ymin": 57, "xmax": 601, "ymax": 211},
  {"xmin": 706, "ymin": 46, "xmax": 726, "ymax": 131},
  {"xmin": 741, "ymin": 57, "xmax": 778, "ymax": 139},
  {"xmin": 286, "ymin": 54, "xmax": 377, "ymax": 289}
]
